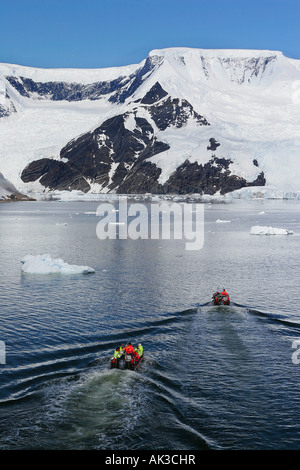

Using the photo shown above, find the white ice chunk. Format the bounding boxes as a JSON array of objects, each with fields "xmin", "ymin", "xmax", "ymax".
[
  {"xmin": 250, "ymin": 225, "xmax": 294, "ymax": 235},
  {"xmin": 21, "ymin": 254, "xmax": 95, "ymax": 274}
]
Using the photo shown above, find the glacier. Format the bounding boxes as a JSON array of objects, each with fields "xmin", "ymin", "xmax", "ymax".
[{"xmin": 1, "ymin": 47, "xmax": 300, "ymax": 200}]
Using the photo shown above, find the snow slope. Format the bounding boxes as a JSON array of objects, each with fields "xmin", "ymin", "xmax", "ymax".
[
  {"xmin": 0, "ymin": 171, "xmax": 19, "ymax": 199},
  {"xmin": 1, "ymin": 47, "xmax": 300, "ymax": 198}
]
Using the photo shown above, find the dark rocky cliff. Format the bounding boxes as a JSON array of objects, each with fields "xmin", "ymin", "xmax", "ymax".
[{"xmin": 20, "ymin": 80, "xmax": 265, "ymax": 195}]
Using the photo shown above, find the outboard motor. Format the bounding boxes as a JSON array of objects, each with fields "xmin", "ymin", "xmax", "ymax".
[{"xmin": 118, "ymin": 356, "xmax": 126, "ymax": 370}]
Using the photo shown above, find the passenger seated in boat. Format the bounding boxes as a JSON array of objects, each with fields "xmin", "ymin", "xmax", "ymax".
[{"xmin": 221, "ymin": 289, "xmax": 230, "ymax": 301}]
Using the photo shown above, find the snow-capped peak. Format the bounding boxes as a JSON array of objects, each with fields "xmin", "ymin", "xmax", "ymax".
[
  {"xmin": 0, "ymin": 47, "xmax": 300, "ymax": 198},
  {"xmin": 147, "ymin": 47, "xmax": 297, "ymax": 88},
  {"xmin": 149, "ymin": 47, "xmax": 285, "ymax": 60}
]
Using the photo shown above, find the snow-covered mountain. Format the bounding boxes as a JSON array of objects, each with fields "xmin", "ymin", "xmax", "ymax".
[{"xmin": 1, "ymin": 47, "xmax": 300, "ymax": 199}]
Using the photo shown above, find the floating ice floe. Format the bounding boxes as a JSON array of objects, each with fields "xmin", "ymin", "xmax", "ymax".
[
  {"xmin": 250, "ymin": 225, "xmax": 294, "ymax": 235},
  {"xmin": 21, "ymin": 254, "xmax": 95, "ymax": 274}
]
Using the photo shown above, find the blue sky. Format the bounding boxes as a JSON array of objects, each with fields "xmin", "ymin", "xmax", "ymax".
[{"xmin": 1, "ymin": 0, "xmax": 300, "ymax": 68}]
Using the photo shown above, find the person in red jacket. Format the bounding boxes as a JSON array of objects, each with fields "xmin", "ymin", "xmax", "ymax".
[
  {"xmin": 134, "ymin": 348, "xmax": 139, "ymax": 363},
  {"xmin": 221, "ymin": 289, "xmax": 230, "ymax": 302},
  {"xmin": 125, "ymin": 343, "xmax": 135, "ymax": 355}
]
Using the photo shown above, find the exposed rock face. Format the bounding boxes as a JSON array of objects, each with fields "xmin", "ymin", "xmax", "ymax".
[
  {"xmin": 149, "ymin": 96, "xmax": 209, "ymax": 131},
  {"xmin": 5, "ymin": 56, "xmax": 162, "ymax": 104},
  {"xmin": 140, "ymin": 81, "xmax": 168, "ymax": 104},
  {"xmin": 21, "ymin": 83, "xmax": 217, "ymax": 194},
  {"xmin": 114, "ymin": 156, "xmax": 265, "ymax": 195},
  {"xmin": 0, "ymin": 91, "xmax": 16, "ymax": 118},
  {"xmin": 21, "ymin": 105, "xmax": 171, "ymax": 192},
  {"xmin": 207, "ymin": 138, "xmax": 220, "ymax": 151},
  {"xmin": 161, "ymin": 158, "xmax": 265, "ymax": 195}
]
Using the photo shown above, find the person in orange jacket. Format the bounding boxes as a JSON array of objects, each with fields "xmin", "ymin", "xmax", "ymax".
[
  {"xmin": 221, "ymin": 288, "xmax": 230, "ymax": 301},
  {"xmin": 125, "ymin": 342, "xmax": 135, "ymax": 355}
]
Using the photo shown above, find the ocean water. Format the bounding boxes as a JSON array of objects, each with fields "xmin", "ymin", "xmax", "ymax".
[{"xmin": 0, "ymin": 197, "xmax": 300, "ymax": 450}]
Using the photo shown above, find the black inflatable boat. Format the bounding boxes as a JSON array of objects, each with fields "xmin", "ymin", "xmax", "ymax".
[
  {"xmin": 212, "ymin": 292, "xmax": 230, "ymax": 305},
  {"xmin": 110, "ymin": 352, "xmax": 144, "ymax": 371}
]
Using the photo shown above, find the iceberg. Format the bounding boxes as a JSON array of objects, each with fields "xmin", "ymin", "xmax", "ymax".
[
  {"xmin": 21, "ymin": 254, "xmax": 95, "ymax": 274},
  {"xmin": 250, "ymin": 226, "xmax": 294, "ymax": 235}
]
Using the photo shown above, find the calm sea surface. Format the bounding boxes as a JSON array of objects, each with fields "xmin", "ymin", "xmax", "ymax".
[{"xmin": 0, "ymin": 197, "xmax": 299, "ymax": 450}]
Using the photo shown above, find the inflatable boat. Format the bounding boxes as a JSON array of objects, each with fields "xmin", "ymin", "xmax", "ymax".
[
  {"xmin": 212, "ymin": 292, "xmax": 230, "ymax": 305},
  {"xmin": 110, "ymin": 352, "xmax": 144, "ymax": 371}
]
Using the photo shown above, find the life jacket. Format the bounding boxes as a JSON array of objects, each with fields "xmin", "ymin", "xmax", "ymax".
[
  {"xmin": 125, "ymin": 344, "xmax": 135, "ymax": 355},
  {"xmin": 138, "ymin": 345, "xmax": 143, "ymax": 357},
  {"xmin": 114, "ymin": 349, "xmax": 121, "ymax": 359}
]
